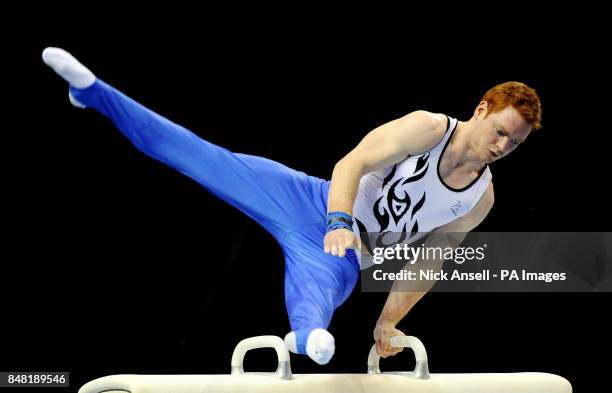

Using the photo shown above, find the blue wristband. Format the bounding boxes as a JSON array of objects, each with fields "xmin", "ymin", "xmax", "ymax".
[{"xmin": 326, "ymin": 211, "xmax": 354, "ymax": 233}]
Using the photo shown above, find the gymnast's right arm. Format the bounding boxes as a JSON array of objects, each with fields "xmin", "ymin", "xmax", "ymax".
[{"xmin": 324, "ymin": 111, "xmax": 447, "ymax": 256}]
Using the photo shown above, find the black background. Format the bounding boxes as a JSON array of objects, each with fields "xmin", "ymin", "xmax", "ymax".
[{"xmin": 3, "ymin": 7, "xmax": 610, "ymax": 392}]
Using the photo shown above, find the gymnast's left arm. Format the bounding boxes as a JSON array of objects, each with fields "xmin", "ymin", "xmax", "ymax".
[{"xmin": 373, "ymin": 183, "xmax": 494, "ymax": 358}]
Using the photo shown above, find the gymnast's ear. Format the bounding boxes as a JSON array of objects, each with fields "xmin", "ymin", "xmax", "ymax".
[{"xmin": 474, "ymin": 101, "xmax": 489, "ymax": 120}]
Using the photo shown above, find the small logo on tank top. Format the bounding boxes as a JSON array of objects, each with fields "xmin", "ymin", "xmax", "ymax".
[{"xmin": 450, "ymin": 200, "xmax": 462, "ymax": 216}]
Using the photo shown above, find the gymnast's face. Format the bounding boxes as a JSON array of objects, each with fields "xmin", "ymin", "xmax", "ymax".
[{"xmin": 474, "ymin": 102, "xmax": 532, "ymax": 163}]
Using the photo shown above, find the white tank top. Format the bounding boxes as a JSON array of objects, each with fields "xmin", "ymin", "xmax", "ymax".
[{"xmin": 352, "ymin": 115, "xmax": 492, "ymax": 268}]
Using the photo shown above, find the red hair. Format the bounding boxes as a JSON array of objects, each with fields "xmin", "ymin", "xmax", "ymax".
[{"xmin": 481, "ymin": 82, "xmax": 542, "ymax": 130}]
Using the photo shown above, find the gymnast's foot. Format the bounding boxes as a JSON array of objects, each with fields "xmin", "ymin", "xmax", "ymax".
[
  {"xmin": 42, "ymin": 47, "xmax": 96, "ymax": 108},
  {"xmin": 285, "ymin": 328, "xmax": 335, "ymax": 365}
]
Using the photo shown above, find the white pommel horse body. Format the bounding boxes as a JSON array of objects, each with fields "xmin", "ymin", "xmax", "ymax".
[{"xmin": 79, "ymin": 335, "xmax": 572, "ymax": 393}]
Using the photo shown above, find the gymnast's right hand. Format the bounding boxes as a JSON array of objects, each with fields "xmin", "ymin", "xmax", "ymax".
[{"xmin": 324, "ymin": 228, "xmax": 360, "ymax": 257}]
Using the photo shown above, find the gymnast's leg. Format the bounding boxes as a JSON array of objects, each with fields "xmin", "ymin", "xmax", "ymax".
[
  {"xmin": 42, "ymin": 47, "xmax": 327, "ymax": 238},
  {"xmin": 42, "ymin": 48, "xmax": 359, "ymax": 365},
  {"xmin": 282, "ymin": 225, "xmax": 359, "ymax": 365}
]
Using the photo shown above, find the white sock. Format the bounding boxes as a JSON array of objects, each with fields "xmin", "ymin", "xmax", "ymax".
[
  {"xmin": 42, "ymin": 47, "xmax": 96, "ymax": 108},
  {"xmin": 284, "ymin": 329, "xmax": 335, "ymax": 364},
  {"xmin": 42, "ymin": 47, "xmax": 96, "ymax": 88},
  {"xmin": 306, "ymin": 328, "xmax": 335, "ymax": 365},
  {"xmin": 284, "ymin": 332, "xmax": 298, "ymax": 353}
]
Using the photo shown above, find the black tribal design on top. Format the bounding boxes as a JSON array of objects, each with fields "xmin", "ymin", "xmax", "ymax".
[{"xmin": 357, "ymin": 153, "xmax": 430, "ymax": 255}]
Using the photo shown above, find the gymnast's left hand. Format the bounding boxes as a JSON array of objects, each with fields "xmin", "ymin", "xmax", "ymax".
[{"xmin": 374, "ymin": 320, "xmax": 405, "ymax": 358}]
